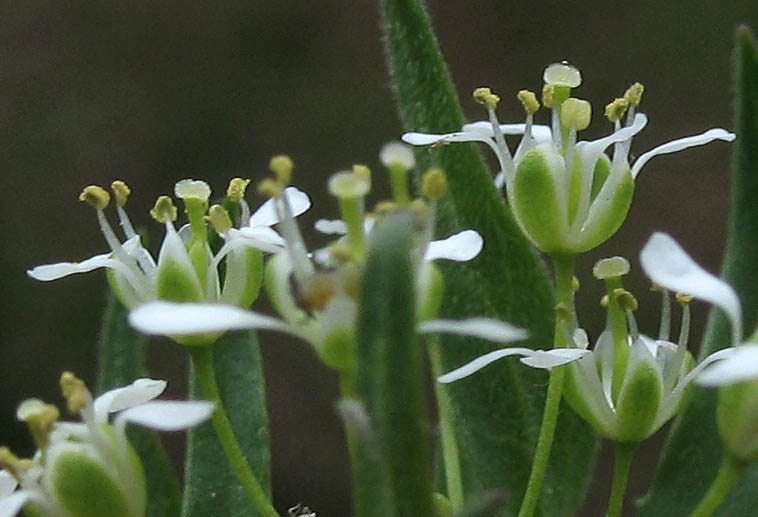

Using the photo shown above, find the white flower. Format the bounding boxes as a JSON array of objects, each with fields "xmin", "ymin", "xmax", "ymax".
[
  {"xmin": 640, "ymin": 232, "xmax": 751, "ymax": 387},
  {"xmin": 27, "ymin": 180, "xmax": 310, "ymax": 310},
  {"xmin": 0, "ymin": 375, "xmax": 213, "ymax": 517},
  {"xmin": 402, "ymin": 64, "xmax": 735, "ymax": 254}
]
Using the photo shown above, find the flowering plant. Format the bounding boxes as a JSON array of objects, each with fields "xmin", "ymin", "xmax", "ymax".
[{"xmin": 6, "ymin": 2, "xmax": 758, "ymax": 517}]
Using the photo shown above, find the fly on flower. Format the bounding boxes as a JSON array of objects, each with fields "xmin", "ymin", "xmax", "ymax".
[
  {"xmin": 0, "ymin": 373, "xmax": 213, "ymax": 517},
  {"xmin": 402, "ymin": 63, "xmax": 735, "ymax": 255}
]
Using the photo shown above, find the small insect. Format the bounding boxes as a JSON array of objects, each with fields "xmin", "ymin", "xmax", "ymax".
[{"xmin": 430, "ymin": 138, "xmax": 448, "ymax": 149}]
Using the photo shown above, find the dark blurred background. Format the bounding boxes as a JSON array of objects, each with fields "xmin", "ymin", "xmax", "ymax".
[{"xmin": 1, "ymin": 1, "xmax": 756, "ymax": 515}]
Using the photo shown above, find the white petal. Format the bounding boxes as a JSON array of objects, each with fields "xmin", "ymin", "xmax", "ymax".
[
  {"xmin": 129, "ymin": 301, "xmax": 297, "ymax": 336},
  {"xmin": 424, "ymin": 230, "xmax": 484, "ymax": 262},
  {"xmin": 248, "ymin": 186, "xmax": 311, "ymax": 227},
  {"xmin": 576, "ymin": 113, "xmax": 648, "ymax": 164},
  {"xmin": 437, "ymin": 347, "xmax": 586, "ymax": 383},
  {"xmin": 461, "ymin": 122, "xmax": 552, "ymax": 142},
  {"xmin": 0, "ymin": 491, "xmax": 30, "ymax": 517},
  {"xmin": 314, "ymin": 219, "xmax": 348, "ymax": 235},
  {"xmin": 235, "ymin": 226, "xmax": 286, "ymax": 248},
  {"xmin": 402, "ymin": 130, "xmax": 493, "ymax": 146},
  {"xmin": 631, "ymin": 128, "xmax": 736, "ymax": 178},
  {"xmin": 0, "ymin": 471, "xmax": 17, "ymax": 497},
  {"xmin": 93, "ymin": 378, "xmax": 167, "ymax": 423},
  {"xmin": 520, "ymin": 349, "xmax": 590, "ymax": 368},
  {"xmin": 640, "ymin": 233, "xmax": 742, "ymax": 341},
  {"xmin": 27, "ymin": 253, "xmax": 113, "ymax": 281},
  {"xmin": 117, "ymin": 400, "xmax": 214, "ymax": 431},
  {"xmin": 418, "ymin": 317, "xmax": 527, "ymax": 343},
  {"xmin": 696, "ymin": 346, "xmax": 758, "ymax": 386}
]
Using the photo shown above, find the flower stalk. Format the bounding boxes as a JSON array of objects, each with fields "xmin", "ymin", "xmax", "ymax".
[{"xmin": 188, "ymin": 347, "xmax": 280, "ymax": 517}]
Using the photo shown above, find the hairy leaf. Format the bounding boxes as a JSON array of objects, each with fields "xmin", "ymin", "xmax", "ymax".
[{"xmin": 353, "ymin": 214, "xmax": 435, "ymax": 517}]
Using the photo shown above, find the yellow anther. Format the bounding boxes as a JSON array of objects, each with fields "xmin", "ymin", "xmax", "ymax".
[
  {"xmin": 0, "ymin": 447, "xmax": 34, "ymax": 480},
  {"xmin": 227, "ymin": 177, "xmax": 251, "ymax": 202},
  {"xmin": 624, "ymin": 82, "xmax": 645, "ymax": 106},
  {"xmin": 593, "ymin": 256, "xmax": 631, "ymax": 279},
  {"xmin": 613, "ymin": 288, "xmax": 639, "ymax": 311},
  {"xmin": 352, "ymin": 164, "xmax": 372, "ymax": 188},
  {"xmin": 374, "ymin": 201, "xmax": 397, "ymax": 214},
  {"xmin": 604, "ymin": 98, "xmax": 629, "ymax": 123},
  {"xmin": 174, "ymin": 179, "xmax": 211, "ymax": 202},
  {"xmin": 269, "ymin": 155, "xmax": 294, "ymax": 185},
  {"xmin": 111, "ymin": 181, "xmax": 131, "ymax": 207},
  {"xmin": 542, "ymin": 84, "xmax": 556, "ymax": 108},
  {"xmin": 473, "ymin": 87, "xmax": 500, "ymax": 110},
  {"xmin": 572, "ymin": 276, "xmax": 581, "ymax": 292},
  {"xmin": 60, "ymin": 372, "xmax": 92, "ymax": 414},
  {"xmin": 675, "ymin": 293, "xmax": 694, "ymax": 305},
  {"xmin": 517, "ymin": 90, "xmax": 540, "ymax": 115},
  {"xmin": 329, "ymin": 241, "xmax": 352, "ymax": 264},
  {"xmin": 207, "ymin": 204, "xmax": 233, "ymax": 234},
  {"xmin": 556, "ymin": 302, "xmax": 573, "ymax": 322},
  {"xmin": 421, "ymin": 168, "xmax": 447, "ymax": 200},
  {"xmin": 328, "ymin": 172, "xmax": 370, "ymax": 199},
  {"xmin": 257, "ymin": 178, "xmax": 283, "ymax": 198},
  {"xmin": 560, "ymin": 98, "xmax": 592, "ymax": 130},
  {"xmin": 543, "ymin": 62, "xmax": 582, "ymax": 88},
  {"xmin": 149, "ymin": 196, "xmax": 178, "ymax": 223},
  {"xmin": 600, "ymin": 294, "xmax": 610, "ymax": 308},
  {"xmin": 379, "ymin": 142, "xmax": 415, "ymax": 169},
  {"xmin": 79, "ymin": 185, "xmax": 110, "ymax": 210},
  {"xmin": 17, "ymin": 398, "xmax": 59, "ymax": 449}
]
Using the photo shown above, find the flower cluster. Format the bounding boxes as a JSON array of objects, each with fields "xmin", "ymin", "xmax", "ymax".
[{"xmin": 0, "ymin": 374, "xmax": 212, "ymax": 517}]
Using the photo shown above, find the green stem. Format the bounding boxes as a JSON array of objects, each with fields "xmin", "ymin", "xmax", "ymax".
[
  {"xmin": 689, "ymin": 454, "xmax": 746, "ymax": 517},
  {"xmin": 429, "ymin": 339, "xmax": 464, "ymax": 510},
  {"xmin": 518, "ymin": 254, "xmax": 576, "ymax": 517},
  {"xmin": 605, "ymin": 442, "xmax": 637, "ymax": 517},
  {"xmin": 189, "ymin": 347, "xmax": 280, "ymax": 517}
]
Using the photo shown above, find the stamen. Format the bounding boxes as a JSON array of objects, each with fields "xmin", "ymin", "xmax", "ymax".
[
  {"xmin": 111, "ymin": 180, "xmax": 137, "ymax": 239},
  {"xmin": 674, "ymin": 293, "xmax": 692, "ymax": 378},
  {"xmin": 262, "ymin": 186, "xmax": 314, "ymax": 284},
  {"xmin": 0, "ymin": 447, "xmax": 34, "ymax": 480},
  {"xmin": 16, "ymin": 398, "xmax": 59, "ymax": 449},
  {"xmin": 258, "ymin": 178, "xmax": 284, "ymax": 198},
  {"xmin": 207, "ymin": 204, "xmax": 233, "ymax": 235},
  {"xmin": 604, "ymin": 98, "xmax": 629, "ymax": 124},
  {"xmin": 652, "ymin": 283, "xmax": 672, "ymax": 341},
  {"xmin": 270, "ymin": 155, "xmax": 294, "ymax": 185},
  {"xmin": 474, "ymin": 87, "xmax": 515, "ymax": 185},
  {"xmin": 79, "ymin": 185, "xmax": 110, "ymax": 210},
  {"xmin": 227, "ymin": 177, "xmax": 251, "ymax": 203},
  {"xmin": 227, "ymin": 178, "xmax": 252, "ymax": 224},
  {"xmin": 60, "ymin": 371, "xmax": 92, "ymax": 415},
  {"xmin": 150, "ymin": 196, "xmax": 178, "ymax": 224}
]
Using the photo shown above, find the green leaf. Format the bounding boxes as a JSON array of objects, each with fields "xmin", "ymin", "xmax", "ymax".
[
  {"xmin": 380, "ymin": 0, "xmax": 596, "ymax": 514},
  {"xmin": 182, "ymin": 331, "xmax": 271, "ymax": 517},
  {"xmin": 354, "ymin": 214, "xmax": 435, "ymax": 517},
  {"xmin": 95, "ymin": 295, "xmax": 182, "ymax": 517},
  {"xmin": 638, "ymin": 25, "xmax": 758, "ymax": 516}
]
